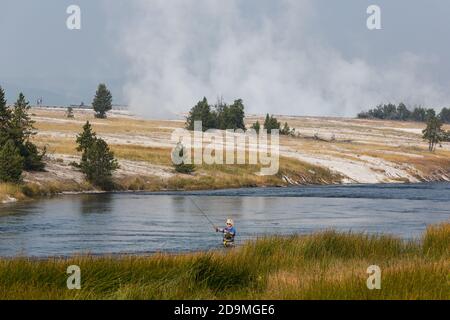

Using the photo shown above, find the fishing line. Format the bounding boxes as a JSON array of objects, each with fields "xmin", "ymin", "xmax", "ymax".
[{"xmin": 189, "ymin": 197, "xmax": 216, "ymax": 229}]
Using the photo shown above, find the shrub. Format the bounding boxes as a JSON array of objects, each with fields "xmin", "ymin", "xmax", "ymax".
[{"xmin": 66, "ymin": 107, "xmax": 74, "ymax": 118}]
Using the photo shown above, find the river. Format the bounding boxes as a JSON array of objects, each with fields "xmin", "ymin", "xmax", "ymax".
[{"xmin": 0, "ymin": 183, "xmax": 449, "ymax": 257}]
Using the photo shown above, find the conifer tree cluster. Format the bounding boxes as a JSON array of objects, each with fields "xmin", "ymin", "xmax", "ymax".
[
  {"xmin": 0, "ymin": 87, "xmax": 45, "ymax": 183},
  {"xmin": 185, "ymin": 97, "xmax": 246, "ymax": 131}
]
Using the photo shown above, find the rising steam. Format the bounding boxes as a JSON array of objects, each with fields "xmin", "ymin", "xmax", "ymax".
[{"xmin": 118, "ymin": 0, "xmax": 449, "ymax": 118}]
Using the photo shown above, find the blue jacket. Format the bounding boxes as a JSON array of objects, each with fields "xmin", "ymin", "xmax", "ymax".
[{"xmin": 217, "ymin": 226, "xmax": 236, "ymax": 241}]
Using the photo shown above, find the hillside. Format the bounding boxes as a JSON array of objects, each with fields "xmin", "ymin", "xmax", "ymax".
[{"xmin": 1, "ymin": 107, "xmax": 450, "ymax": 203}]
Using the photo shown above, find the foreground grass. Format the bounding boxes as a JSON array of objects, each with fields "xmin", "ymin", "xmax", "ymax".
[{"xmin": 0, "ymin": 223, "xmax": 448, "ymax": 300}]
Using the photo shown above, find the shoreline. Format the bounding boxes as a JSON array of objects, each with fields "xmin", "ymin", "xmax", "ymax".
[{"xmin": 3, "ymin": 179, "xmax": 450, "ymax": 205}]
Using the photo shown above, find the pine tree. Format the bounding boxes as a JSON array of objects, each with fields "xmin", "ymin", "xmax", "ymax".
[
  {"xmin": 80, "ymin": 138, "xmax": 119, "ymax": 189},
  {"xmin": 280, "ymin": 122, "xmax": 292, "ymax": 135},
  {"xmin": 264, "ymin": 114, "xmax": 270, "ymax": 130},
  {"xmin": 76, "ymin": 121, "xmax": 97, "ymax": 162},
  {"xmin": 439, "ymin": 107, "xmax": 450, "ymax": 124},
  {"xmin": 0, "ymin": 86, "xmax": 10, "ymax": 125},
  {"xmin": 226, "ymin": 99, "xmax": 246, "ymax": 130},
  {"xmin": 0, "ymin": 86, "xmax": 12, "ymax": 146},
  {"xmin": 411, "ymin": 107, "xmax": 427, "ymax": 122},
  {"xmin": 76, "ymin": 122, "xmax": 118, "ymax": 188},
  {"xmin": 425, "ymin": 109, "xmax": 436, "ymax": 122},
  {"xmin": 21, "ymin": 141, "xmax": 46, "ymax": 171},
  {"xmin": 264, "ymin": 114, "xmax": 281, "ymax": 134},
  {"xmin": 92, "ymin": 84, "xmax": 113, "ymax": 119},
  {"xmin": 396, "ymin": 103, "xmax": 411, "ymax": 121},
  {"xmin": 251, "ymin": 121, "xmax": 261, "ymax": 134},
  {"xmin": 10, "ymin": 93, "xmax": 35, "ymax": 144},
  {"xmin": 10, "ymin": 93, "xmax": 45, "ymax": 171},
  {"xmin": 186, "ymin": 97, "xmax": 216, "ymax": 131},
  {"xmin": 186, "ymin": 97, "xmax": 247, "ymax": 131},
  {"xmin": 0, "ymin": 140, "xmax": 24, "ymax": 183}
]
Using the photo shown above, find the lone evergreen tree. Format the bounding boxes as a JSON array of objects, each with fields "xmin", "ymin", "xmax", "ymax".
[
  {"xmin": 422, "ymin": 115, "xmax": 444, "ymax": 152},
  {"xmin": 80, "ymin": 138, "xmax": 119, "ymax": 188},
  {"xmin": 0, "ymin": 140, "xmax": 24, "ymax": 183},
  {"xmin": 92, "ymin": 84, "xmax": 112, "ymax": 119},
  {"xmin": 76, "ymin": 122, "xmax": 118, "ymax": 188}
]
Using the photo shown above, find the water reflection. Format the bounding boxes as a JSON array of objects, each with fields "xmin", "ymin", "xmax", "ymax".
[{"xmin": 79, "ymin": 194, "xmax": 114, "ymax": 215}]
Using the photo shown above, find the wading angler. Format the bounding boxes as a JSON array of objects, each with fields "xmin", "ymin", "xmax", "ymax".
[{"xmin": 171, "ymin": 121, "xmax": 279, "ymax": 176}]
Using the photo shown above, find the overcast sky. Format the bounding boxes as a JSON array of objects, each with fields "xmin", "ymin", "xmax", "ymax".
[{"xmin": 1, "ymin": 0, "xmax": 449, "ymax": 118}]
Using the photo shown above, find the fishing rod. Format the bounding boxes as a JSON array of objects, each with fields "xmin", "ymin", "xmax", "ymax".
[{"xmin": 189, "ymin": 197, "xmax": 216, "ymax": 229}]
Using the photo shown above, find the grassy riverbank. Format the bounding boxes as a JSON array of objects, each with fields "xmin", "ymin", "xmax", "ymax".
[
  {"xmin": 0, "ymin": 154, "xmax": 342, "ymax": 203},
  {"xmin": 0, "ymin": 223, "xmax": 448, "ymax": 300}
]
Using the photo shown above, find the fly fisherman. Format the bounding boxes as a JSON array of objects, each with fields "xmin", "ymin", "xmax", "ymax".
[{"xmin": 216, "ymin": 219, "xmax": 236, "ymax": 247}]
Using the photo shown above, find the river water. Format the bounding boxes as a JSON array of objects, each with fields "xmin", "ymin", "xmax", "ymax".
[{"xmin": 0, "ymin": 183, "xmax": 449, "ymax": 257}]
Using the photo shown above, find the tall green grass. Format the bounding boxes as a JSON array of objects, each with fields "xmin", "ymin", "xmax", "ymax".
[
  {"xmin": 0, "ymin": 223, "xmax": 448, "ymax": 300},
  {"xmin": 423, "ymin": 223, "xmax": 450, "ymax": 257}
]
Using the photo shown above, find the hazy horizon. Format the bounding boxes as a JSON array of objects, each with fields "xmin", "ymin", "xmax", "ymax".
[{"xmin": 1, "ymin": 0, "xmax": 450, "ymax": 118}]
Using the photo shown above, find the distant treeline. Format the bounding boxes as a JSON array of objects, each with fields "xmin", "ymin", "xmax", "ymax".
[
  {"xmin": 186, "ymin": 97, "xmax": 246, "ymax": 131},
  {"xmin": 357, "ymin": 103, "xmax": 450, "ymax": 123},
  {"xmin": 185, "ymin": 97, "xmax": 293, "ymax": 135}
]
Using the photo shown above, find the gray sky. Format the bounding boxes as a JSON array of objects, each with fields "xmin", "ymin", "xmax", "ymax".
[{"xmin": 1, "ymin": 0, "xmax": 449, "ymax": 117}]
